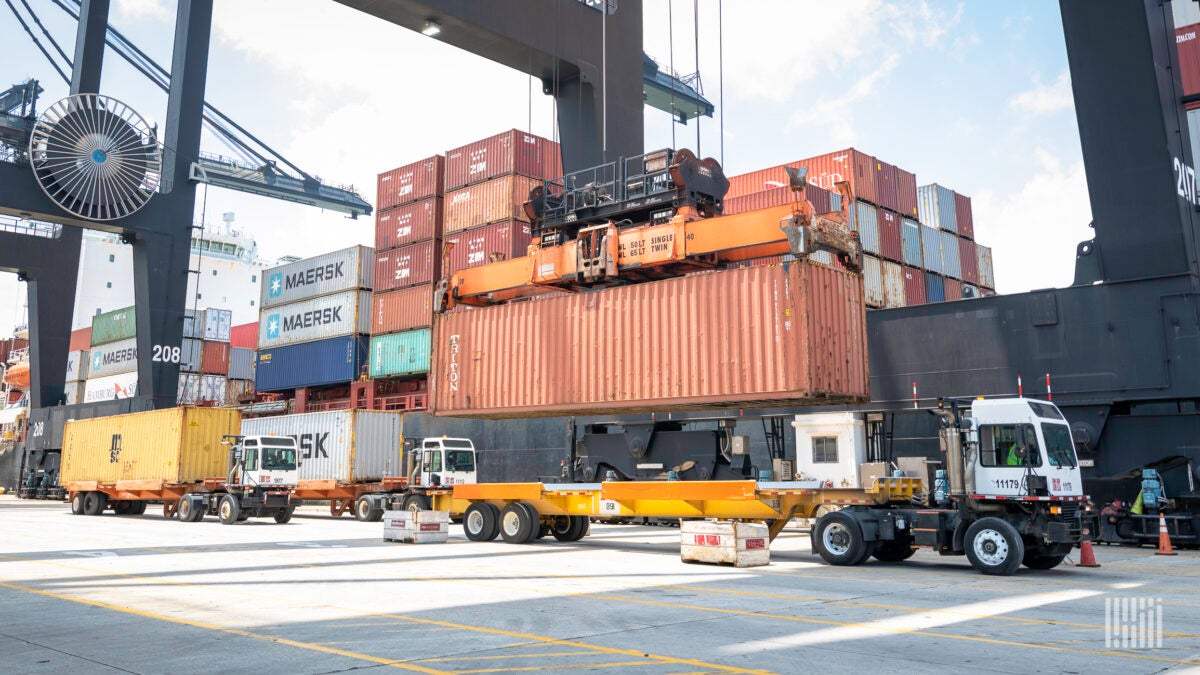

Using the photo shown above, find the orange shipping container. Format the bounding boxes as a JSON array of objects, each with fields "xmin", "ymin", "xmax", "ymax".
[
  {"xmin": 444, "ymin": 129, "xmax": 561, "ymax": 190},
  {"xmin": 727, "ymin": 148, "xmax": 877, "ymax": 205},
  {"xmin": 377, "ymin": 155, "xmax": 444, "ymax": 211},
  {"xmin": 444, "ymin": 175, "xmax": 541, "ymax": 233},
  {"xmin": 372, "ymin": 285, "xmax": 434, "ymax": 335},
  {"xmin": 431, "ymin": 263, "xmax": 868, "ymax": 418},
  {"xmin": 200, "ymin": 340, "xmax": 230, "ymax": 375},
  {"xmin": 69, "ymin": 328, "xmax": 91, "ymax": 352}
]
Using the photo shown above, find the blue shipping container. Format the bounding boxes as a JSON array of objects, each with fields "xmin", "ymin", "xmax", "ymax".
[
  {"xmin": 900, "ymin": 217, "xmax": 923, "ymax": 267},
  {"xmin": 924, "ymin": 272, "xmax": 946, "ymax": 303},
  {"xmin": 855, "ymin": 202, "xmax": 880, "ymax": 254},
  {"xmin": 917, "ymin": 184, "xmax": 958, "ymax": 233},
  {"xmin": 255, "ymin": 335, "xmax": 369, "ymax": 392},
  {"xmin": 369, "ymin": 328, "xmax": 432, "ymax": 378},
  {"xmin": 920, "ymin": 225, "xmax": 943, "ymax": 274},
  {"xmin": 939, "ymin": 229, "xmax": 962, "ymax": 279}
]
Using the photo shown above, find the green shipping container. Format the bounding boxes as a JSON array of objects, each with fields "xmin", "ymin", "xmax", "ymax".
[
  {"xmin": 369, "ymin": 329, "xmax": 431, "ymax": 378},
  {"xmin": 90, "ymin": 306, "xmax": 136, "ymax": 346}
]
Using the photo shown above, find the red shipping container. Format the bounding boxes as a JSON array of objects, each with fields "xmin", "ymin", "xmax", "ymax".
[
  {"xmin": 69, "ymin": 328, "xmax": 91, "ymax": 351},
  {"xmin": 200, "ymin": 340, "xmax": 230, "ymax": 375},
  {"xmin": 873, "ymin": 159, "xmax": 900, "ymax": 212},
  {"xmin": 374, "ymin": 240, "xmax": 440, "ymax": 292},
  {"xmin": 727, "ymin": 148, "xmax": 877, "ymax": 205},
  {"xmin": 943, "ymin": 277, "xmax": 963, "ymax": 302},
  {"xmin": 903, "ymin": 265, "xmax": 927, "ymax": 306},
  {"xmin": 722, "ymin": 183, "xmax": 837, "ymax": 216},
  {"xmin": 444, "ymin": 175, "xmax": 542, "ymax": 233},
  {"xmin": 896, "ymin": 167, "xmax": 918, "ymax": 219},
  {"xmin": 445, "ymin": 220, "xmax": 533, "ymax": 273},
  {"xmin": 958, "ymin": 237, "xmax": 980, "ymax": 285},
  {"xmin": 377, "ymin": 155, "xmax": 444, "ymax": 211},
  {"xmin": 376, "ymin": 198, "xmax": 443, "ymax": 250},
  {"xmin": 954, "ymin": 192, "xmax": 975, "ymax": 240},
  {"xmin": 444, "ymin": 129, "xmax": 562, "ymax": 190},
  {"xmin": 371, "ymin": 285, "xmax": 434, "ymax": 335},
  {"xmin": 877, "ymin": 209, "xmax": 903, "ymax": 262},
  {"xmin": 1179, "ymin": 24, "xmax": 1200, "ymax": 98},
  {"xmin": 230, "ymin": 322, "xmax": 258, "ymax": 349}
]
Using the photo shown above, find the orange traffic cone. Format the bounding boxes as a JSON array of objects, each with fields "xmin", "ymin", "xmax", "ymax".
[
  {"xmin": 1077, "ymin": 539, "xmax": 1101, "ymax": 568},
  {"xmin": 1155, "ymin": 512, "xmax": 1177, "ymax": 556}
]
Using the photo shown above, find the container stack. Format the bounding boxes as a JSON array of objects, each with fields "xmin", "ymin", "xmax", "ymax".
[
  {"xmin": 178, "ymin": 308, "xmax": 233, "ymax": 405},
  {"xmin": 254, "ymin": 246, "xmax": 373, "ymax": 394},
  {"xmin": 227, "ymin": 322, "xmax": 257, "ymax": 403},
  {"xmin": 63, "ymin": 348, "xmax": 87, "ymax": 405},
  {"xmin": 84, "ymin": 306, "xmax": 138, "ymax": 403},
  {"xmin": 918, "ymin": 184, "xmax": 995, "ymax": 301}
]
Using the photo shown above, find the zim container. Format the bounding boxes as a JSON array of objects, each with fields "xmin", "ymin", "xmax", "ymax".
[
  {"xmin": 431, "ymin": 262, "xmax": 869, "ymax": 418},
  {"xmin": 240, "ymin": 410, "xmax": 403, "ymax": 483},
  {"xmin": 375, "ymin": 198, "xmax": 443, "ymax": 250},
  {"xmin": 377, "ymin": 155, "xmax": 444, "ymax": 211},
  {"xmin": 445, "ymin": 220, "xmax": 533, "ymax": 273},
  {"xmin": 374, "ymin": 240, "xmax": 440, "ymax": 292},
  {"xmin": 60, "ymin": 407, "xmax": 241, "ymax": 485},
  {"xmin": 371, "ymin": 285, "xmax": 434, "ymax": 335},
  {"xmin": 444, "ymin": 129, "xmax": 561, "ymax": 190},
  {"xmin": 370, "ymin": 328, "xmax": 432, "ymax": 378},
  {"xmin": 90, "ymin": 306, "xmax": 135, "ymax": 346},
  {"xmin": 255, "ymin": 335, "xmax": 370, "ymax": 392},
  {"xmin": 261, "ymin": 246, "xmax": 375, "ymax": 309},
  {"xmin": 444, "ymin": 175, "xmax": 541, "ymax": 233}
]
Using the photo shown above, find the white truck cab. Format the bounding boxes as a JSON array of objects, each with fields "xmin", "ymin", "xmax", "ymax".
[
  {"xmin": 965, "ymin": 398, "xmax": 1083, "ymax": 499},
  {"xmin": 417, "ymin": 437, "xmax": 477, "ymax": 487},
  {"xmin": 233, "ymin": 435, "xmax": 300, "ymax": 490}
]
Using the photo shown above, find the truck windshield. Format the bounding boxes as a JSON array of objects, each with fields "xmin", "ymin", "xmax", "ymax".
[
  {"xmin": 442, "ymin": 439, "xmax": 474, "ymax": 449},
  {"xmin": 1028, "ymin": 401, "xmax": 1064, "ymax": 420},
  {"xmin": 445, "ymin": 450, "xmax": 475, "ymax": 472},
  {"xmin": 261, "ymin": 447, "xmax": 297, "ymax": 471},
  {"xmin": 1041, "ymin": 423, "xmax": 1077, "ymax": 468}
]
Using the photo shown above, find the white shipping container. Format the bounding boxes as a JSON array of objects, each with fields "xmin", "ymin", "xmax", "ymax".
[
  {"xmin": 261, "ymin": 245, "xmax": 374, "ymax": 309},
  {"xmin": 88, "ymin": 337, "xmax": 138, "ymax": 378},
  {"xmin": 257, "ymin": 290, "xmax": 371, "ymax": 349},
  {"xmin": 202, "ymin": 308, "xmax": 233, "ymax": 342},
  {"xmin": 862, "ymin": 255, "xmax": 884, "ymax": 308},
  {"xmin": 177, "ymin": 373, "xmax": 227, "ymax": 405},
  {"xmin": 228, "ymin": 347, "xmax": 254, "ymax": 380},
  {"xmin": 65, "ymin": 350, "xmax": 88, "ymax": 382},
  {"xmin": 63, "ymin": 381, "xmax": 86, "ymax": 405},
  {"xmin": 180, "ymin": 338, "xmax": 203, "ymax": 373},
  {"xmin": 84, "ymin": 372, "xmax": 138, "ymax": 402},
  {"xmin": 240, "ymin": 410, "xmax": 403, "ymax": 483}
]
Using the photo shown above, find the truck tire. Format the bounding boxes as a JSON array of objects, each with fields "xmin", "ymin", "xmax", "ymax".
[
  {"xmin": 813, "ymin": 511, "xmax": 871, "ymax": 566},
  {"xmin": 130, "ymin": 500, "xmax": 147, "ymax": 515},
  {"xmin": 354, "ymin": 495, "xmax": 382, "ymax": 522},
  {"xmin": 82, "ymin": 491, "xmax": 107, "ymax": 516},
  {"xmin": 872, "ymin": 542, "xmax": 917, "ymax": 563},
  {"xmin": 218, "ymin": 494, "xmax": 241, "ymax": 525},
  {"xmin": 566, "ymin": 516, "xmax": 589, "ymax": 541},
  {"xmin": 965, "ymin": 517, "xmax": 1024, "ymax": 576},
  {"xmin": 535, "ymin": 523, "xmax": 550, "ymax": 540},
  {"xmin": 499, "ymin": 502, "xmax": 537, "ymax": 543},
  {"xmin": 464, "ymin": 502, "xmax": 499, "ymax": 541},
  {"xmin": 274, "ymin": 507, "xmax": 295, "ymax": 524},
  {"xmin": 113, "ymin": 501, "xmax": 132, "ymax": 515},
  {"xmin": 404, "ymin": 494, "xmax": 431, "ymax": 513},
  {"xmin": 178, "ymin": 496, "xmax": 201, "ymax": 522},
  {"xmin": 1022, "ymin": 546, "xmax": 1068, "ymax": 570},
  {"xmin": 70, "ymin": 492, "xmax": 85, "ymax": 515}
]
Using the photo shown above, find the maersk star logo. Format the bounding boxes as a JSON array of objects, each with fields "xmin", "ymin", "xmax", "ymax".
[
  {"xmin": 266, "ymin": 314, "xmax": 280, "ymax": 339},
  {"xmin": 268, "ymin": 273, "xmax": 283, "ymax": 298},
  {"xmin": 92, "ymin": 352, "xmax": 103, "ymax": 373}
]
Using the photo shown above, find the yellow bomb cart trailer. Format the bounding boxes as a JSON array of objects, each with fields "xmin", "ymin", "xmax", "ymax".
[{"xmin": 61, "ymin": 407, "xmax": 302, "ymax": 524}]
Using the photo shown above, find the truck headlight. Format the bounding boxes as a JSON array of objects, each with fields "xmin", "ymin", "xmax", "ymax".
[{"xmin": 1050, "ymin": 506, "xmax": 1062, "ymax": 515}]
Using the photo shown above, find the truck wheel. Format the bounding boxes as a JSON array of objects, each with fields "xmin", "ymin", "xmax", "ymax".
[
  {"xmin": 872, "ymin": 542, "xmax": 917, "ymax": 563},
  {"xmin": 550, "ymin": 516, "xmax": 574, "ymax": 541},
  {"xmin": 404, "ymin": 494, "xmax": 431, "ymax": 513},
  {"xmin": 132, "ymin": 501, "xmax": 147, "ymax": 515},
  {"xmin": 178, "ymin": 496, "xmax": 200, "ymax": 522},
  {"xmin": 1022, "ymin": 547, "xmax": 1067, "ymax": 570},
  {"xmin": 218, "ymin": 494, "xmax": 241, "ymax": 525},
  {"xmin": 813, "ymin": 511, "xmax": 870, "ymax": 566},
  {"xmin": 499, "ymin": 502, "xmax": 537, "ymax": 543},
  {"xmin": 965, "ymin": 517, "xmax": 1024, "ymax": 576},
  {"xmin": 237, "ymin": 510, "xmax": 252, "ymax": 522},
  {"xmin": 82, "ymin": 491, "xmax": 107, "ymax": 516},
  {"xmin": 464, "ymin": 502, "xmax": 499, "ymax": 541},
  {"xmin": 113, "ymin": 501, "xmax": 131, "ymax": 515},
  {"xmin": 355, "ymin": 496, "xmax": 384, "ymax": 522},
  {"xmin": 535, "ymin": 523, "xmax": 550, "ymax": 540},
  {"xmin": 566, "ymin": 516, "xmax": 589, "ymax": 541},
  {"xmin": 274, "ymin": 507, "xmax": 295, "ymax": 524},
  {"xmin": 70, "ymin": 492, "xmax": 85, "ymax": 515}
]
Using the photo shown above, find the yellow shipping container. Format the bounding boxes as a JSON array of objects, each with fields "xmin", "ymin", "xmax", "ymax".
[{"xmin": 61, "ymin": 407, "xmax": 242, "ymax": 485}]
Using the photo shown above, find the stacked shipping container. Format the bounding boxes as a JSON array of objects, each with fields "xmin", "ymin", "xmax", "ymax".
[
  {"xmin": 84, "ymin": 306, "xmax": 138, "ymax": 403},
  {"xmin": 178, "ymin": 308, "xmax": 234, "ymax": 405}
]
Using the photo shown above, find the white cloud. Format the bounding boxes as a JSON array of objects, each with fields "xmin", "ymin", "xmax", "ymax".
[
  {"xmin": 1010, "ymin": 70, "xmax": 1073, "ymax": 115},
  {"xmin": 112, "ymin": 0, "xmax": 171, "ymax": 22}
]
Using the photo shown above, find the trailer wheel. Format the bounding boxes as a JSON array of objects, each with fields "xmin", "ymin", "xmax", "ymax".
[
  {"xmin": 70, "ymin": 492, "xmax": 85, "ymax": 515},
  {"xmin": 965, "ymin": 517, "xmax": 1024, "ymax": 576},
  {"xmin": 1022, "ymin": 544, "xmax": 1068, "ymax": 570},
  {"xmin": 354, "ymin": 496, "xmax": 384, "ymax": 522},
  {"xmin": 813, "ymin": 511, "xmax": 870, "ymax": 566},
  {"xmin": 535, "ymin": 523, "xmax": 550, "ymax": 540},
  {"xmin": 130, "ymin": 500, "xmax": 147, "ymax": 516},
  {"xmin": 218, "ymin": 494, "xmax": 241, "ymax": 525},
  {"xmin": 177, "ymin": 496, "xmax": 200, "ymax": 522},
  {"xmin": 113, "ymin": 501, "xmax": 132, "ymax": 515},
  {"xmin": 404, "ymin": 494, "xmax": 431, "ymax": 513},
  {"xmin": 464, "ymin": 502, "xmax": 499, "ymax": 541},
  {"xmin": 567, "ymin": 516, "xmax": 589, "ymax": 541},
  {"xmin": 82, "ymin": 491, "xmax": 107, "ymax": 516},
  {"xmin": 274, "ymin": 507, "xmax": 295, "ymax": 524},
  {"xmin": 499, "ymin": 502, "xmax": 537, "ymax": 543},
  {"xmin": 872, "ymin": 542, "xmax": 917, "ymax": 563}
]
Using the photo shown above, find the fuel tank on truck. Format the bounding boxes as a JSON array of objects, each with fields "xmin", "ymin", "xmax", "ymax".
[{"xmin": 431, "ymin": 261, "xmax": 869, "ymax": 418}]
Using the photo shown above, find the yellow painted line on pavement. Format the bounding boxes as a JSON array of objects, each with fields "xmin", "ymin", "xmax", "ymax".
[
  {"xmin": 417, "ymin": 651, "xmax": 594, "ymax": 663},
  {"xmin": 451, "ymin": 661, "xmax": 658, "ymax": 674}
]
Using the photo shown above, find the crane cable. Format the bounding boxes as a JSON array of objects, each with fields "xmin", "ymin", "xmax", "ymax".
[
  {"xmin": 668, "ymin": 0, "xmax": 675, "ymax": 149},
  {"xmin": 719, "ymin": 0, "xmax": 724, "ymax": 166},
  {"xmin": 693, "ymin": 0, "xmax": 700, "ymax": 155},
  {"xmin": 4, "ymin": 0, "xmax": 70, "ymax": 84},
  {"xmin": 19, "ymin": 0, "xmax": 70, "ymax": 67}
]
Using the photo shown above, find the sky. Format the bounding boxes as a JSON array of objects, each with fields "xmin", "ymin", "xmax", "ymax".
[{"xmin": 0, "ymin": 0, "xmax": 1092, "ymax": 336}]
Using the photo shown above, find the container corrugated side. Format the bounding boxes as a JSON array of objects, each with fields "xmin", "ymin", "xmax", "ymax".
[
  {"xmin": 201, "ymin": 340, "xmax": 230, "ymax": 375},
  {"xmin": 65, "ymin": 350, "xmax": 87, "ymax": 382},
  {"xmin": 255, "ymin": 335, "xmax": 369, "ymax": 392},
  {"xmin": 873, "ymin": 159, "xmax": 899, "ymax": 212},
  {"xmin": 261, "ymin": 245, "xmax": 375, "ymax": 309},
  {"xmin": 180, "ymin": 338, "xmax": 203, "ymax": 373},
  {"xmin": 854, "ymin": 202, "xmax": 879, "ymax": 253},
  {"xmin": 241, "ymin": 410, "xmax": 403, "ymax": 483},
  {"xmin": 83, "ymin": 372, "xmax": 138, "ymax": 402},
  {"xmin": 227, "ymin": 379, "xmax": 254, "ymax": 404},
  {"xmin": 230, "ymin": 322, "xmax": 258, "ymax": 349},
  {"xmin": 444, "ymin": 175, "xmax": 541, "ymax": 233},
  {"xmin": 862, "ymin": 255, "xmax": 884, "ymax": 308},
  {"xmin": 917, "ymin": 184, "xmax": 958, "ymax": 232},
  {"xmin": 900, "ymin": 217, "xmax": 923, "ymax": 267},
  {"xmin": 64, "ymin": 381, "xmax": 85, "ymax": 405},
  {"xmin": 939, "ymin": 229, "xmax": 962, "ymax": 279},
  {"xmin": 896, "ymin": 166, "xmax": 918, "ymax": 218},
  {"xmin": 444, "ymin": 129, "xmax": 561, "ymax": 190},
  {"xmin": 1178, "ymin": 24, "xmax": 1200, "ymax": 98},
  {"xmin": 228, "ymin": 347, "xmax": 255, "ymax": 380},
  {"xmin": 976, "ymin": 244, "xmax": 995, "ymax": 289},
  {"xmin": 881, "ymin": 260, "xmax": 906, "ymax": 308},
  {"xmin": 920, "ymin": 225, "xmax": 943, "ymax": 274},
  {"xmin": 431, "ymin": 262, "xmax": 868, "ymax": 418},
  {"xmin": 954, "ymin": 192, "xmax": 975, "ymax": 240},
  {"xmin": 925, "ymin": 272, "xmax": 946, "ymax": 303},
  {"xmin": 90, "ymin": 306, "xmax": 136, "ymax": 346},
  {"xmin": 719, "ymin": 183, "xmax": 838, "ymax": 216},
  {"xmin": 178, "ymin": 374, "xmax": 227, "ymax": 405},
  {"xmin": 201, "ymin": 309, "xmax": 233, "ymax": 342},
  {"xmin": 903, "ymin": 265, "xmax": 927, "ymax": 306},
  {"xmin": 877, "ymin": 209, "xmax": 903, "ymax": 262},
  {"xmin": 69, "ymin": 328, "xmax": 91, "ymax": 351},
  {"xmin": 61, "ymin": 408, "xmax": 241, "ymax": 485},
  {"xmin": 373, "ymin": 240, "xmax": 439, "ymax": 292},
  {"xmin": 375, "ymin": 198, "xmax": 443, "ymax": 250},
  {"xmin": 727, "ymin": 149, "xmax": 877, "ymax": 205},
  {"xmin": 370, "ymin": 329, "xmax": 432, "ymax": 378},
  {"xmin": 183, "ymin": 310, "xmax": 204, "ymax": 340},
  {"xmin": 372, "ymin": 285, "xmax": 433, "ymax": 335},
  {"xmin": 88, "ymin": 337, "xmax": 138, "ymax": 378},
  {"xmin": 258, "ymin": 290, "xmax": 371, "ymax": 349},
  {"xmin": 445, "ymin": 220, "xmax": 533, "ymax": 273},
  {"xmin": 377, "ymin": 155, "xmax": 444, "ymax": 210},
  {"xmin": 943, "ymin": 278, "xmax": 963, "ymax": 302},
  {"xmin": 958, "ymin": 237, "xmax": 980, "ymax": 284}
]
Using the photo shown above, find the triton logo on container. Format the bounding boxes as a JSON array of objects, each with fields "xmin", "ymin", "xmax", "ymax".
[
  {"xmin": 268, "ymin": 273, "xmax": 284, "ymax": 298},
  {"xmin": 266, "ymin": 314, "xmax": 281, "ymax": 339},
  {"xmin": 446, "ymin": 334, "xmax": 460, "ymax": 392}
]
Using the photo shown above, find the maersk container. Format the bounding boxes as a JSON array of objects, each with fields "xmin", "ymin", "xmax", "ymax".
[
  {"xmin": 920, "ymin": 225, "xmax": 943, "ymax": 274},
  {"xmin": 855, "ymin": 202, "xmax": 880, "ymax": 254},
  {"xmin": 882, "ymin": 260, "xmax": 906, "ymax": 309},
  {"xmin": 925, "ymin": 271, "xmax": 946, "ymax": 303},
  {"xmin": 65, "ymin": 350, "xmax": 88, "ymax": 382},
  {"xmin": 261, "ymin": 245, "xmax": 374, "ymax": 309},
  {"xmin": 83, "ymin": 372, "xmax": 138, "ymax": 402},
  {"xmin": 257, "ymin": 290, "xmax": 371, "ymax": 349},
  {"xmin": 240, "ymin": 410, "xmax": 404, "ymax": 483},
  {"xmin": 90, "ymin": 306, "xmax": 135, "ymax": 346},
  {"xmin": 60, "ymin": 407, "xmax": 241, "ymax": 485},
  {"xmin": 228, "ymin": 347, "xmax": 254, "ymax": 380},
  {"xmin": 900, "ymin": 217, "xmax": 923, "ymax": 267},
  {"xmin": 917, "ymin": 184, "xmax": 958, "ymax": 232},
  {"xmin": 976, "ymin": 244, "xmax": 995, "ymax": 289},
  {"xmin": 370, "ymin": 328, "xmax": 432, "ymax": 378},
  {"xmin": 939, "ymin": 229, "xmax": 962, "ymax": 279},
  {"xmin": 88, "ymin": 337, "xmax": 137, "ymax": 378},
  {"xmin": 255, "ymin": 335, "xmax": 369, "ymax": 392}
]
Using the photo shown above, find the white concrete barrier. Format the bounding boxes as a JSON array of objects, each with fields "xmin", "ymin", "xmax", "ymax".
[
  {"xmin": 680, "ymin": 520, "xmax": 770, "ymax": 567},
  {"xmin": 384, "ymin": 510, "xmax": 450, "ymax": 544}
]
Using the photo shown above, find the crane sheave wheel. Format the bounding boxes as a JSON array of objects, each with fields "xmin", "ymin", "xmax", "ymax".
[{"xmin": 29, "ymin": 93, "xmax": 161, "ymax": 221}]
